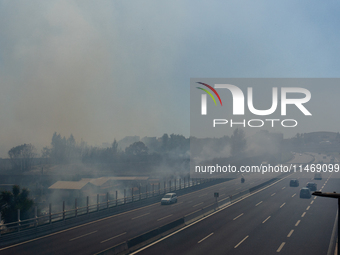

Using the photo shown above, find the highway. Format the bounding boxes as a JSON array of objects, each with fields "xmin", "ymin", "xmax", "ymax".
[
  {"xmin": 133, "ymin": 153, "xmax": 340, "ymax": 255},
  {"xmin": 1, "ymin": 153, "xmax": 336, "ymax": 254}
]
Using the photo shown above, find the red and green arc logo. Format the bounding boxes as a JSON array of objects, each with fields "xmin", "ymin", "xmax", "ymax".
[{"xmin": 196, "ymin": 82, "xmax": 223, "ymax": 106}]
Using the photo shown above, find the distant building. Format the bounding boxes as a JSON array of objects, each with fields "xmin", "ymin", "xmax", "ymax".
[
  {"xmin": 48, "ymin": 181, "xmax": 96, "ymax": 198},
  {"xmin": 48, "ymin": 176, "xmax": 151, "ymax": 199}
]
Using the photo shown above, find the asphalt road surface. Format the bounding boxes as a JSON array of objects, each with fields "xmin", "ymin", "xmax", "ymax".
[{"xmin": 133, "ymin": 154, "xmax": 340, "ymax": 255}]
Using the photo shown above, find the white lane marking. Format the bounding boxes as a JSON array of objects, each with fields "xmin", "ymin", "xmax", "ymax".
[
  {"xmin": 184, "ymin": 209, "xmax": 201, "ymax": 217},
  {"xmin": 292, "ymin": 193, "xmax": 296, "ymax": 197},
  {"xmin": 280, "ymin": 203, "xmax": 286, "ymax": 208},
  {"xmin": 295, "ymin": 220, "xmax": 301, "ymax": 226},
  {"xmin": 233, "ymin": 213, "xmax": 244, "ymax": 221},
  {"xmin": 198, "ymin": 232, "xmax": 214, "ymax": 243},
  {"xmin": 131, "ymin": 213, "xmax": 150, "ymax": 220},
  {"xmin": 301, "ymin": 212, "xmax": 306, "ymax": 217},
  {"xmin": 282, "ymin": 187, "xmax": 286, "ymax": 190},
  {"xmin": 199, "ymin": 193, "xmax": 208, "ymax": 197},
  {"xmin": 157, "ymin": 214, "xmax": 173, "ymax": 221},
  {"xmin": 171, "ymin": 202, "xmax": 183, "ymax": 207},
  {"xmin": 255, "ymin": 201, "xmax": 263, "ymax": 207},
  {"xmin": 100, "ymin": 232, "xmax": 127, "ymax": 243},
  {"xmin": 193, "ymin": 202, "xmax": 204, "ymax": 208},
  {"xmin": 306, "ymin": 206, "xmax": 310, "ymax": 210},
  {"xmin": 277, "ymin": 242, "xmax": 286, "ymax": 252},
  {"xmin": 232, "ymin": 192, "xmax": 240, "ymax": 196},
  {"xmin": 69, "ymin": 231, "xmax": 97, "ymax": 241},
  {"xmin": 310, "ymin": 200, "xmax": 314, "ymax": 205},
  {"xmin": 314, "ymin": 196, "xmax": 317, "ymax": 200},
  {"xmin": 287, "ymin": 229, "xmax": 294, "ymax": 237},
  {"xmin": 271, "ymin": 193, "xmax": 276, "ymax": 196},
  {"xmin": 262, "ymin": 216, "xmax": 271, "ymax": 223},
  {"xmin": 234, "ymin": 235, "xmax": 249, "ymax": 248}
]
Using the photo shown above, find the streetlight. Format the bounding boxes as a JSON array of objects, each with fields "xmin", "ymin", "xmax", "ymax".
[{"xmin": 312, "ymin": 191, "xmax": 339, "ymax": 255}]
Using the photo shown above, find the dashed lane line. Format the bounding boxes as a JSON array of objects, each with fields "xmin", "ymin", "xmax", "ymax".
[
  {"xmin": 287, "ymin": 230, "xmax": 294, "ymax": 237},
  {"xmin": 69, "ymin": 231, "xmax": 97, "ymax": 241},
  {"xmin": 132, "ymin": 213, "xmax": 150, "ymax": 220},
  {"xmin": 255, "ymin": 201, "xmax": 263, "ymax": 207},
  {"xmin": 234, "ymin": 236, "xmax": 249, "ymax": 248},
  {"xmin": 262, "ymin": 216, "xmax": 271, "ymax": 224},
  {"xmin": 100, "ymin": 232, "xmax": 127, "ymax": 243},
  {"xmin": 157, "ymin": 214, "xmax": 173, "ymax": 221},
  {"xmin": 276, "ymin": 242, "xmax": 285, "ymax": 252},
  {"xmin": 292, "ymin": 194, "xmax": 296, "ymax": 197},
  {"xmin": 301, "ymin": 212, "xmax": 306, "ymax": 217},
  {"xmin": 171, "ymin": 202, "xmax": 183, "ymax": 207},
  {"xmin": 233, "ymin": 213, "xmax": 244, "ymax": 221},
  {"xmin": 198, "ymin": 233, "xmax": 214, "ymax": 243},
  {"xmin": 280, "ymin": 203, "xmax": 286, "ymax": 208},
  {"xmin": 295, "ymin": 220, "xmax": 301, "ymax": 226}
]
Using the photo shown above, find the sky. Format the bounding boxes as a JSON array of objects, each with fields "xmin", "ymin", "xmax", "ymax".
[{"xmin": 1, "ymin": 1, "xmax": 340, "ymax": 158}]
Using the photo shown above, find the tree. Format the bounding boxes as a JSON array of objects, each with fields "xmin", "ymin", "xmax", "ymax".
[
  {"xmin": 231, "ymin": 128, "xmax": 246, "ymax": 156},
  {"xmin": 0, "ymin": 185, "xmax": 34, "ymax": 223},
  {"xmin": 8, "ymin": 144, "xmax": 37, "ymax": 171},
  {"xmin": 41, "ymin": 147, "xmax": 51, "ymax": 158},
  {"xmin": 112, "ymin": 139, "xmax": 118, "ymax": 155},
  {"xmin": 161, "ymin": 134, "xmax": 169, "ymax": 151},
  {"xmin": 125, "ymin": 141, "xmax": 148, "ymax": 156}
]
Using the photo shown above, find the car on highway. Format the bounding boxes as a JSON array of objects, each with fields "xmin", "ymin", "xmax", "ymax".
[
  {"xmin": 300, "ymin": 187, "xmax": 312, "ymax": 199},
  {"xmin": 306, "ymin": 182, "xmax": 317, "ymax": 191},
  {"xmin": 289, "ymin": 179, "xmax": 299, "ymax": 187},
  {"xmin": 161, "ymin": 193, "xmax": 177, "ymax": 205},
  {"xmin": 241, "ymin": 177, "xmax": 245, "ymax": 183},
  {"xmin": 314, "ymin": 173, "xmax": 322, "ymax": 180}
]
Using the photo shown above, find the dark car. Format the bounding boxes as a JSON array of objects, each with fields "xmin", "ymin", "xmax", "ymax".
[
  {"xmin": 289, "ymin": 179, "xmax": 299, "ymax": 187},
  {"xmin": 306, "ymin": 182, "xmax": 317, "ymax": 191},
  {"xmin": 241, "ymin": 177, "xmax": 245, "ymax": 183},
  {"xmin": 300, "ymin": 187, "xmax": 312, "ymax": 199},
  {"xmin": 314, "ymin": 173, "xmax": 322, "ymax": 180}
]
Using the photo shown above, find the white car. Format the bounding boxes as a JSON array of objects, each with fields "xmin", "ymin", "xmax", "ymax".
[{"xmin": 161, "ymin": 193, "xmax": 177, "ymax": 205}]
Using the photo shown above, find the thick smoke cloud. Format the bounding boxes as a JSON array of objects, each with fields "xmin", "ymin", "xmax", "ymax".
[{"xmin": 0, "ymin": 1, "xmax": 188, "ymax": 157}]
